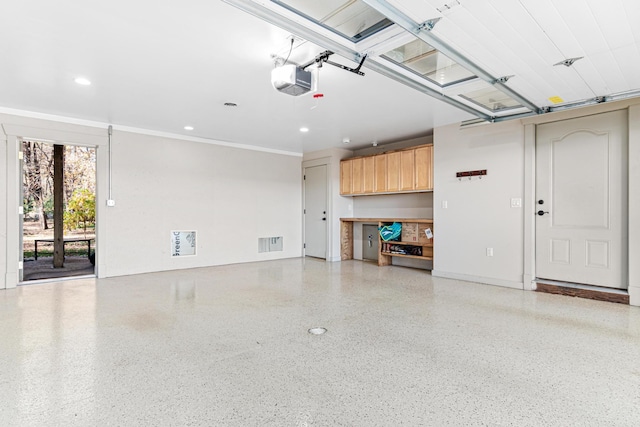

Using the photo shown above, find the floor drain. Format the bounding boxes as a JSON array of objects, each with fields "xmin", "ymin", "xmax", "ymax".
[{"xmin": 308, "ymin": 327, "xmax": 327, "ymax": 335}]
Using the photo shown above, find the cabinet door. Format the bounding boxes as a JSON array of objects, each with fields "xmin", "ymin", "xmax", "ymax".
[
  {"xmin": 386, "ymin": 152, "xmax": 401, "ymax": 192},
  {"xmin": 363, "ymin": 156, "xmax": 375, "ymax": 193},
  {"xmin": 374, "ymin": 154, "xmax": 387, "ymax": 193},
  {"xmin": 340, "ymin": 160, "xmax": 353, "ymax": 195},
  {"xmin": 351, "ymin": 157, "xmax": 364, "ymax": 194},
  {"xmin": 400, "ymin": 149, "xmax": 415, "ymax": 191},
  {"xmin": 415, "ymin": 145, "xmax": 433, "ymax": 190}
]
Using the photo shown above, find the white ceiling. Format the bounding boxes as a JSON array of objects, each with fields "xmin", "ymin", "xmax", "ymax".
[{"xmin": 1, "ymin": 0, "xmax": 639, "ymax": 154}]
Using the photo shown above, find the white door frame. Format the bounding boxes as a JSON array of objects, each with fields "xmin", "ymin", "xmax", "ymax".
[
  {"xmin": 302, "ymin": 157, "xmax": 331, "ymax": 260},
  {"xmin": 3, "ymin": 134, "xmax": 22, "ymax": 289},
  {"xmin": 2, "ymin": 122, "xmax": 107, "ymax": 288},
  {"xmin": 523, "ymin": 103, "xmax": 640, "ymax": 305}
]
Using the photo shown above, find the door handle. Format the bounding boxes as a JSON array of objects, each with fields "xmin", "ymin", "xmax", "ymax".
[
  {"xmin": 537, "ymin": 210, "xmax": 549, "ymax": 216},
  {"xmin": 322, "ymin": 217, "xmax": 326, "ymax": 221}
]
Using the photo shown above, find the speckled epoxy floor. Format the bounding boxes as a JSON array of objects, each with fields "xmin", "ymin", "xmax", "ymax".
[{"xmin": 1, "ymin": 258, "xmax": 639, "ymax": 426}]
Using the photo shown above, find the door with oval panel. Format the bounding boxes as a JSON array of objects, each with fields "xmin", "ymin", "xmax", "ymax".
[{"xmin": 535, "ymin": 110, "xmax": 628, "ymax": 289}]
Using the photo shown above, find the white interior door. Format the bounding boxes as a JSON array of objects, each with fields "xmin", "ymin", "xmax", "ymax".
[
  {"xmin": 535, "ymin": 110, "xmax": 628, "ymax": 289},
  {"xmin": 304, "ymin": 165, "xmax": 327, "ymax": 259}
]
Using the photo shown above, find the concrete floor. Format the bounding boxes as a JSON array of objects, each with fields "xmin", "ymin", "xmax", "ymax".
[{"xmin": 1, "ymin": 258, "xmax": 639, "ymax": 426}]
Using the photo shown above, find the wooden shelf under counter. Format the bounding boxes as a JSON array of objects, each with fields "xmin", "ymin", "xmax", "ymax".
[{"xmin": 340, "ymin": 218, "xmax": 434, "ymax": 268}]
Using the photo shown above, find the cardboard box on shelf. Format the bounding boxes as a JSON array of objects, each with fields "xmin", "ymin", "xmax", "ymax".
[
  {"xmin": 418, "ymin": 223, "xmax": 433, "ymax": 244},
  {"xmin": 401, "ymin": 222, "xmax": 419, "ymax": 242}
]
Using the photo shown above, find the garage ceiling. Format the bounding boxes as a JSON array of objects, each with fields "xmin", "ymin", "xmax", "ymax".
[{"xmin": 1, "ymin": 0, "xmax": 638, "ymax": 154}]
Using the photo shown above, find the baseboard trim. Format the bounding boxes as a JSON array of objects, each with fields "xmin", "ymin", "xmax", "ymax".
[
  {"xmin": 535, "ymin": 279, "xmax": 629, "ymax": 304},
  {"xmin": 431, "ymin": 270, "xmax": 524, "ymax": 289}
]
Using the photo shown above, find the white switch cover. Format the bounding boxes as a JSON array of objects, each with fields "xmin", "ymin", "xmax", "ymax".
[
  {"xmin": 442, "ymin": 200, "xmax": 448, "ymax": 209},
  {"xmin": 510, "ymin": 198, "xmax": 522, "ymax": 208},
  {"xmin": 486, "ymin": 248, "xmax": 494, "ymax": 257}
]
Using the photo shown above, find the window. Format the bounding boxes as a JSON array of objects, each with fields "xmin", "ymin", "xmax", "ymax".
[
  {"xmin": 459, "ymin": 85, "xmax": 522, "ymax": 112},
  {"xmin": 272, "ymin": 0, "xmax": 393, "ymax": 42},
  {"xmin": 382, "ymin": 38, "xmax": 475, "ymax": 87}
]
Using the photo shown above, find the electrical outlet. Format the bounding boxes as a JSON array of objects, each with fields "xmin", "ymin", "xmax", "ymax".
[
  {"xmin": 486, "ymin": 248, "xmax": 494, "ymax": 257},
  {"xmin": 106, "ymin": 199, "xmax": 116, "ymax": 207}
]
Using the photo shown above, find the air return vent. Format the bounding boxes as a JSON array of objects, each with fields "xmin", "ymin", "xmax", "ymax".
[{"xmin": 258, "ymin": 237, "xmax": 283, "ymax": 253}]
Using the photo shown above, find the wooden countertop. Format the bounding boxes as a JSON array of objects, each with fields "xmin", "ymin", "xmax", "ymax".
[{"xmin": 340, "ymin": 218, "xmax": 433, "ymax": 223}]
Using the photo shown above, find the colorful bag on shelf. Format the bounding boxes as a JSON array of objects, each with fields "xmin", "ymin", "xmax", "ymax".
[{"xmin": 379, "ymin": 222, "xmax": 402, "ymax": 241}]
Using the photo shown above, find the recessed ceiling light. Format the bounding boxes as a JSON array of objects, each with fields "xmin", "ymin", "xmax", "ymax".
[
  {"xmin": 74, "ymin": 77, "xmax": 91, "ymax": 86},
  {"xmin": 342, "ymin": 137, "xmax": 350, "ymax": 144},
  {"xmin": 308, "ymin": 327, "xmax": 327, "ymax": 335},
  {"xmin": 300, "ymin": 127, "xmax": 309, "ymax": 133},
  {"xmin": 184, "ymin": 126, "xmax": 194, "ymax": 131}
]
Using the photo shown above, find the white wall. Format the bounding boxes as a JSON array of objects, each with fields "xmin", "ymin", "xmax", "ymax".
[
  {"xmin": 626, "ymin": 105, "xmax": 640, "ymax": 306},
  {"xmin": 104, "ymin": 131, "xmax": 302, "ymax": 276},
  {"xmin": 0, "ymin": 132, "xmax": 7, "ymax": 288},
  {"xmin": 1, "ymin": 112, "xmax": 302, "ymax": 286},
  {"xmin": 433, "ymin": 120, "xmax": 525, "ymax": 288},
  {"xmin": 353, "ymin": 193, "xmax": 433, "ymax": 218},
  {"xmin": 434, "ymin": 101, "xmax": 640, "ymax": 305}
]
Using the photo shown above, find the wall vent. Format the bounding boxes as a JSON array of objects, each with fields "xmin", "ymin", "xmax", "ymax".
[{"xmin": 258, "ymin": 237, "xmax": 283, "ymax": 253}]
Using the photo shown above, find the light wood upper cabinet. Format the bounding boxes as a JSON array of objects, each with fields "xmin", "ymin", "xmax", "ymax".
[
  {"xmin": 414, "ymin": 145, "xmax": 433, "ymax": 190},
  {"xmin": 374, "ymin": 154, "xmax": 387, "ymax": 192},
  {"xmin": 363, "ymin": 156, "xmax": 375, "ymax": 193},
  {"xmin": 340, "ymin": 159, "xmax": 353, "ymax": 195},
  {"xmin": 386, "ymin": 151, "xmax": 401, "ymax": 192},
  {"xmin": 400, "ymin": 149, "xmax": 415, "ymax": 191},
  {"xmin": 340, "ymin": 144, "xmax": 433, "ymax": 196},
  {"xmin": 351, "ymin": 157, "xmax": 364, "ymax": 194}
]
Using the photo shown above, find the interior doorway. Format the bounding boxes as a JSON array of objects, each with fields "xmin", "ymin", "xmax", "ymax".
[
  {"xmin": 304, "ymin": 164, "xmax": 327, "ymax": 259},
  {"xmin": 535, "ymin": 110, "xmax": 628, "ymax": 289},
  {"xmin": 20, "ymin": 140, "xmax": 97, "ymax": 281}
]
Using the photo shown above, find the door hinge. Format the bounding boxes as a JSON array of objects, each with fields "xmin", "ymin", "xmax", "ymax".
[
  {"xmin": 303, "ymin": 175, "xmax": 306, "ymax": 180},
  {"xmin": 303, "ymin": 209, "xmax": 306, "ymax": 214},
  {"xmin": 304, "ymin": 243, "xmax": 306, "ymax": 249}
]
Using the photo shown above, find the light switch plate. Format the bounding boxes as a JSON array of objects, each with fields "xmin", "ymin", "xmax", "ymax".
[
  {"xmin": 442, "ymin": 200, "xmax": 448, "ymax": 209},
  {"xmin": 510, "ymin": 198, "xmax": 522, "ymax": 208}
]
